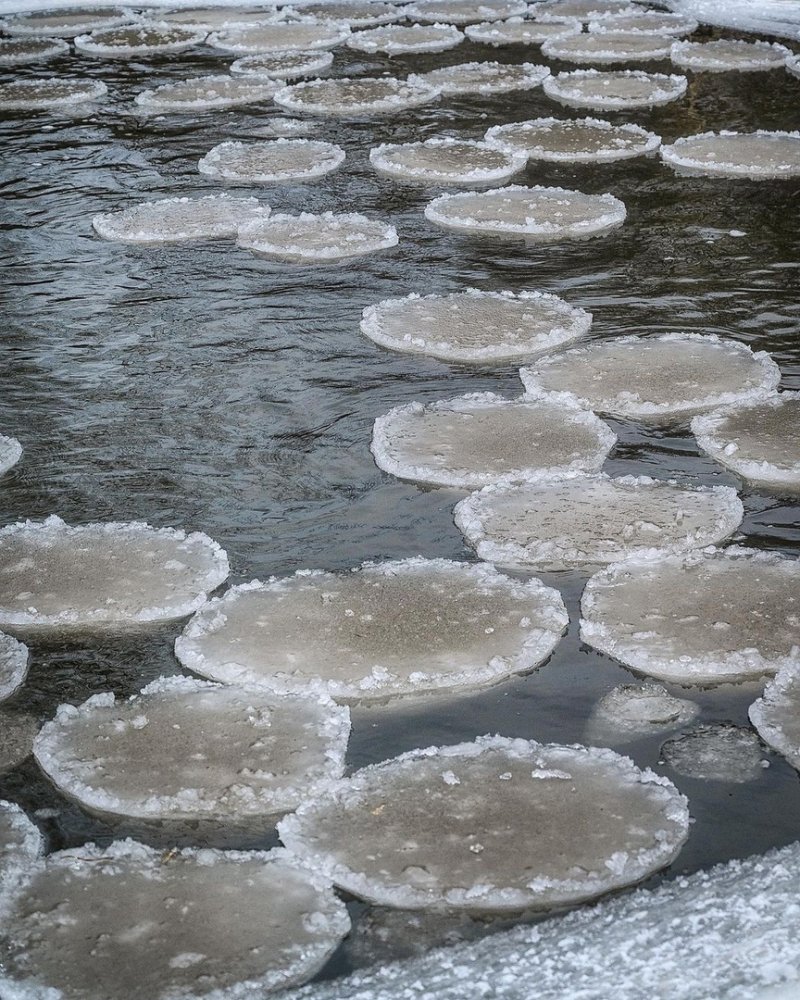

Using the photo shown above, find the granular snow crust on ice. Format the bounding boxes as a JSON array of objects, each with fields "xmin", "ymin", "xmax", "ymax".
[
  {"xmin": 0, "ymin": 800, "xmax": 43, "ymax": 893},
  {"xmin": 346, "ymin": 22, "xmax": 464, "ymax": 54},
  {"xmin": 670, "ymin": 37, "xmax": 792, "ymax": 71},
  {"xmin": 207, "ymin": 18, "xmax": 351, "ymax": 53},
  {"xmin": 0, "ymin": 76, "xmax": 107, "ymax": 109},
  {"xmin": 587, "ymin": 10, "xmax": 698, "ymax": 34},
  {"xmin": 135, "ymin": 74, "xmax": 280, "ymax": 111},
  {"xmin": 415, "ymin": 60, "xmax": 550, "ymax": 95},
  {"xmin": 236, "ymin": 211, "xmax": 398, "ymax": 262},
  {"xmin": 660, "ymin": 130, "xmax": 800, "ymax": 179},
  {"xmin": 485, "ymin": 116, "xmax": 661, "ymax": 162},
  {"xmin": 74, "ymin": 21, "xmax": 206, "ymax": 57},
  {"xmin": 274, "ymin": 75, "xmax": 441, "ymax": 116},
  {"xmin": 93, "ymin": 193, "xmax": 269, "ymax": 244},
  {"xmin": 199, "ymin": 139, "xmax": 345, "ymax": 182},
  {"xmin": 750, "ymin": 663, "xmax": 800, "ymax": 772},
  {"xmin": 542, "ymin": 30, "xmax": 674, "ymax": 64},
  {"xmin": 544, "ymin": 68, "xmax": 688, "ymax": 110},
  {"xmin": 230, "ymin": 49, "xmax": 334, "ymax": 79},
  {"xmin": 369, "ymin": 138, "xmax": 526, "ymax": 186},
  {"xmin": 464, "ymin": 17, "xmax": 581, "ymax": 45},
  {"xmin": 0, "ymin": 633, "xmax": 28, "ymax": 704}
]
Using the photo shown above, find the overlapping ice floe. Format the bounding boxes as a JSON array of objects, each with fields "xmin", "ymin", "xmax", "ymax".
[
  {"xmin": 75, "ymin": 22, "xmax": 206, "ymax": 57},
  {"xmin": 485, "ymin": 116, "xmax": 660, "ymax": 162},
  {"xmin": 580, "ymin": 547, "xmax": 800, "ymax": 685},
  {"xmin": 0, "ymin": 711, "xmax": 38, "ymax": 775},
  {"xmin": 230, "ymin": 48, "xmax": 334, "ymax": 78},
  {"xmin": 671, "ymin": 38, "xmax": 792, "ymax": 72},
  {"xmin": 520, "ymin": 333, "xmax": 780, "ymax": 422},
  {"xmin": 424, "ymin": 184, "xmax": 626, "ymax": 241},
  {"xmin": 542, "ymin": 30, "xmax": 674, "ymax": 64},
  {"xmin": 93, "ymin": 193, "xmax": 269, "ymax": 244},
  {"xmin": 237, "ymin": 211, "xmax": 398, "ymax": 263},
  {"xmin": 0, "ymin": 633, "xmax": 28, "ymax": 704},
  {"xmin": 0, "ymin": 77, "xmax": 107, "ymax": 110},
  {"xmin": 417, "ymin": 61, "xmax": 550, "ymax": 95},
  {"xmin": 588, "ymin": 10, "xmax": 698, "ymax": 34},
  {"xmin": 347, "ymin": 22, "xmax": 463, "ymax": 54},
  {"xmin": 750, "ymin": 663, "xmax": 800, "ymax": 772},
  {"xmin": 175, "ymin": 558, "xmax": 568, "ymax": 704},
  {"xmin": 295, "ymin": 2, "xmax": 404, "ymax": 27},
  {"xmin": 0, "ymin": 435, "xmax": 22, "ymax": 477},
  {"xmin": 279, "ymin": 735, "xmax": 689, "ymax": 912},
  {"xmin": 534, "ymin": 0, "xmax": 637, "ymax": 20},
  {"xmin": 660, "ymin": 724, "xmax": 766, "ymax": 783},
  {"xmin": 0, "ymin": 516, "xmax": 229, "ymax": 630},
  {"xmin": 360, "ymin": 288, "xmax": 592, "ymax": 363},
  {"xmin": 369, "ymin": 138, "xmax": 526, "ymax": 186},
  {"xmin": 544, "ymin": 68, "xmax": 688, "ymax": 109},
  {"xmin": 274, "ymin": 74, "xmax": 440, "ymax": 116},
  {"xmin": 199, "ymin": 139, "xmax": 345, "ymax": 182},
  {"xmin": 405, "ymin": 0, "xmax": 527, "ymax": 25},
  {"xmin": 0, "ymin": 801, "xmax": 43, "ymax": 892},
  {"xmin": 0, "ymin": 35, "xmax": 69, "ymax": 65},
  {"xmin": 207, "ymin": 18, "xmax": 351, "ymax": 53},
  {"xmin": 1, "ymin": 6, "xmax": 134, "ymax": 37},
  {"xmin": 136, "ymin": 74, "xmax": 279, "ymax": 111},
  {"xmin": 692, "ymin": 392, "xmax": 800, "ymax": 489},
  {"xmin": 454, "ymin": 473, "xmax": 743, "ymax": 571},
  {"xmin": 660, "ymin": 130, "xmax": 800, "ymax": 179},
  {"xmin": 0, "ymin": 841, "xmax": 350, "ymax": 998},
  {"xmin": 585, "ymin": 684, "xmax": 700, "ymax": 746},
  {"xmin": 464, "ymin": 17, "xmax": 581, "ymax": 45}
]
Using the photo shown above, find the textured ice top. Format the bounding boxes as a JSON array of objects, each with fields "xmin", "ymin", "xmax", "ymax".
[
  {"xmin": 237, "ymin": 211, "xmax": 398, "ymax": 263},
  {"xmin": 93, "ymin": 193, "xmax": 269, "ymax": 244},
  {"xmin": 788, "ymin": 52, "xmax": 800, "ymax": 80},
  {"xmin": 660, "ymin": 724, "xmax": 767, "ymax": 784},
  {"xmin": 671, "ymin": 38, "xmax": 792, "ymax": 72},
  {"xmin": 581, "ymin": 546, "xmax": 800, "ymax": 685},
  {"xmin": 485, "ymin": 116, "xmax": 660, "ymax": 162},
  {"xmin": 74, "ymin": 22, "xmax": 206, "ymax": 56},
  {"xmin": 176, "ymin": 557, "xmax": 568, "ymax": 704},
  {"xmin": 750, "ymin": 663, "xmax": 800, "ymax": 772},
  {"xmin": 404, "ymin": 0, "xmax": 527, "ymax": 25},
  {"xmin": 520, "ymin": 333, "xmax": 781, "ymax": 421},
  {"xmin": 464, "ymin": 17, "xmax": 581, "ymax": 45},
  {"xmin": 0, "ymin": 632, "xmax": 28, "ymax": 704},
  {"xmin": 360, "ymin": 288, "xmax": 592, "ymax": 364},
  {"xmin": 279, "ymin": 735, "xmax": 689, "ymax": 912},
  {"xmin": 0, "ymin": 515, "xmax": 229, "ymax": 630},
  {"xmin": 274, "ymin": 74, "xmax": 441, "ymax": 116},
  {"xmin": 294, "ymin": 2, "xmax": 404, "ymax": 27},
  {"xmin": 0, "ymin": 801, "xmax": 43, "ymax": 895},
  {"xmin": 34, "ymin": 675, "xmax": 350, "ymax": 823},
  {"xmin": 346, "ymin": 22, "xmax": 464, "ymax": 54},
  {"xmin": 199, "ymin": 138, "xmax": 345, "ymax": 182},
  {"xmin": 0, "ymin": 35, "xmax": 69, "ymax": 64},
  {"xmin": 1, "ymin": 5, "xmax": 134, "ymax": 37},
  {"xmin": 454, "ymin": 473, "xmax": 743, "ymax": 571},
  {"xmin": 0, "ymin": 709, "xmax": 38, "ymax": 776},
  {"xmin": 587, "ymin": 10, "xmax": 698, "ymax": 34},
  {"xmin": 369, "ymin": 138, "xmax": 527, "ymax": 186},
  {"xmin": 207, "ymin": 18, "xmax": 351, "ymax": 52},
  {"xmin": 424, "ymin": 184, "xmax": 627, "ymax": 241},
  {"xmin": 0, "ymin": 76, "xmax": 107, "ymax": 110},
  {"xmin": 660, "ymin": 130, "xmax": 800, "ymax": 179},
  {"xmin": 544, "ymin": 69, "xmax": 688, "ymax": 109},
  {"xmin": 230, "ymin": 49, "xmax": 334, "ymax": 78},
  {"xmin": 136, "ymin": 74, "xmax": 279, "ymax": 111},
  {"xmin": 416, "ymin": 61, "xmax": 550, "ymax": 95},
  {"xmin": 0, "ymin": 841, "xmax": 350, "ymax": 999},
  {"xmin": 157, "ymin": 5, "xmax": 279, "ymax": 32},
  {"xmin": 534, "ymin": 0, "xmax": 637, "ymax": 20},
  {"xmin": 542, "ymin": 30, "xmax": 674, "ymax": 64},
  {"xmin": 0, "ymin": 434, "xmax": 22, "ymax": 477},
  {"xmin": 585, "ymin": 683, "xmax": 699, "ymax": 746}
]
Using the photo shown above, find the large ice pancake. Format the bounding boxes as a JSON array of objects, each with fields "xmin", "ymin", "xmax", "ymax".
[
  {"xmin": 417, "ymin": 61, "xmax": 550, "ymax": 95},
  {"xmin": 176, "ymin": 558, "xmax": 568, "ymax": 704},
  {"xmin": 237, "ymin": 211, "xmax": 398, "ymax": 263},
  {"xmin": 464, "ymin": 18, "xmax": 581, "ymax": 45},
  {"xmin": 587, "ymin": 10, "xmax": 698, "ymax": 35},
  {"xmin": 199, "ymin": 139, "xmax": 345, "ymax": 183},
  {"xmin": 295, "ymin": 2, "xmax": 404, "ymax": 27},
  {"xmin": 454, "ymin": 473, "xmax": 743, "ymax": 571},
  {"xmin": 1, "ymin": 6, "xmax": 134, "ymax": 37},
  {"xmin": 0, "ymin": 710, "xmax": 38, "ymax": 775},
  {"xmin": 520, "ymin": 333, "xmax": 780, "ymax": 422},
  {"xmin": 207, "ymin": 19, "xmax": 351, "ymax": 53},
  {"xmin": 360, "ymin": 288, "xmax": 592, "ymax": 364},
  {"xmin": 670, "ymin": 38, "xmax": 792, "ymax": 72},
  {"xmin": 660, "ymin": 724, "xmax": 766, "ymax": 784},
  {"xmin": 135, "ymin": 75, "xmax": 280, "ymax": 111},
  {"xmin": 0, "ymin": 435, "xmax": 22, "ymax": 477},
  {"xmin": 534, "ymin": 0, "xmax": 637, "ymax": 20},
  {"xmin": 0, "ymin": 516, "xmax": 229, "ymax": 630},
  {"xmin": 370, "ymin": 392, "xmax": 615, "ymax": 488},
  {"xmin": 274, "ymin": 76, "xmax": 441, "ymax": 116},
  {"xmin": 660, "ymin": 131, "xmax": 800, "ymax": 179},
  {"xmin": 750, "ymin": 664, "xmax": 800, "ymax": 772},
  {"xmin": 0, "ymin": 842, "xmax": 350, "ymax": 999},
  {"xmin": 369, "ymin": 139, "xmax": 527, "ymax": 187},
  {"xmin": 34, "ymin": 676, "xmax": 350, "ymax": 825},
  {"xmin": 230, "ymin": 49, "xmax": 335, "ymax": 79},
  {"xmin": 346, "ymin": 23, "xmax": 464, "ymax": 55},
  {"xmin": 74, "ymin": 23, "xmax": 207, "ymax": 57},
  {"xmin": 158, "ymin": 7, "xmax": 279, "ymax": 32},
  {"xmin": 0, "ymin": 36, "xmax": 69, "ymax": 65},
  {"xmin": 485, "ymin": 116, "xmax": 660, "ymax": 162},
  {"xmin": 0, "ymin": 633, "xmax": 28, "ymax": 704},
  {"xmin": 405, "ymin": 0, "xmax": 527, "ymax": 24},
  {"xmin": 0, "ymin": 801, "xmax": 43, "ymax": 891},
  {"xmin": 278, "ymin": 736, "xmax": 689, "ymax": 912},
  {"xmin": 542, "ymin": 30, "xmax": 674, "ymax": 64},
  {"xmin": 0, "ymin": 77, "xmax": 107, "ymax": 111},
  {"xmin": 424, "ymin": 185, "xmax": 626, "ymax": 241},
  {"xmin": 585, "ymin": 683, "xmax": 699, "ymax": 746},
  {"xmin": 692, "ymin": 392, "xmax": 800, "ymax": 489},
  {"xmin": 93, "ymin": 194, "xmax": 269, "ymax": 244},
  {"xmin": 544, "ymin": 69, "xmax": 687, "ymax": 110},
  {"xmin": 580, "ymin": 548, "xmax": 800, "ymax": 685}
]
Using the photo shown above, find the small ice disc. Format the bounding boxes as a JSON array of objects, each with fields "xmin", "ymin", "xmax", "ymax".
[
  {"xmin": 0, "ymin": 843, "xmax": 350, "ymax": 998},
  {"xmin": 671, "ymin": 38, "xmax": 792, "ymax": 73},
  {"xmin": 199, "ymin": 139, "xmax": 344, "ymax": 182},
  {"xmin": 136, "ymin": 75, "xmax": 279, "ymax": 111},
  {"xmin": 454, "ymin": 473, "xmax": 743, "ymax": 571},
  {"xmin": 405, "ymin": 0, "xmax": 527, "ymax": 24},
  {"xmin": 347, "ymin": 23, "xmax": 463, "ymax": 55},
  {"xmin": 371, "ymin": 391, "xmax": 616, "ymax": 488},
  {"xmin": 230, "ymin": 49, "xmax": 334, "ymax": 78},
  {"xmin": 585, "ymin": 684, "xmax": 699, "ymax": 745},
  {"xmin": 418, "ymin": 61, "xmax": 550, "ymax": 95},
  {"xmin": 520, "ymin": 333, "xmax": 780, "ymax": 421},
  {"xmin": 535, "ymin": 0, "xmax": 637, "ymax": 19},
  {"xmin": 93, "ymin": 194, "xmax": 269, "ymax": 244},
  {"xmin": 360, "ymin": 288, "xmax": 592, "ymax": 363},
  {"xmin": 692, "ymin": 392, "xmax": 800, "ymax": 489},
  {"xmin": 465, "ymin": 18, "xmax": 582, "ymax": 45},
  {"xmin": 485, "ymin": 116, "xmax": 660, "ymax": 162},
  {"xmin": 0, "ymin": 36, "xmax": 69, "ymax": 66},
  {"xmin": 660, "ymin": 131, "xmax": 800, "ymax": 180},
  {"xmin": 661, "ymin": 725, "xmax": 765, "ymax": 784},
  {"xmin": 542, "ymin": 30, "xmax": 674, "ymax": 64},
  {"xmin": 369, "ymin": 138, "xmax": 526, "ymax": 186},
  {"xmin": 0, "ymin": 634, "xmax": 28, "ymax": 704},
  {"xmin": 175, "ymin": 558, "xmax": 568, "ymax": 704},
  {"xmin": 295, "ymin": 2, "xmax": 405, "ymax": 27},
  {"xmin": 207, "ymin": 19, "xmax": 351, "ymax": 53},
  {"xmin": 2, "ymin": 6, "xmax": 133, "ymax": 37},
  {"xmin": 587, "ymin": 11, "xmax": 698, "ymax": 35},
  {"xmin": 0, "ymin": 435, "xmax": 22, "ymax": 477},
  {"xmin": 0, "ymin": 516, "xmax": 229, "ymax": 631},
  {"xmin": 0, "ymin": 801, "xmax": 43, "ymax": 888},
  {"xmin": 237, "ymin": 211, "xmax": 398, "ymax": 263},
  {"xmin": 544, "ymin": 69, "xmax": 687, "ymax": 110},
  {"xmin": 580, "ymin": 547, "xmax": 800, "ymax": 685},
  {"xmin": 278, "ymin": 735, "xmax": 689, "ymax": 912},
  {"xmin": 74, "ymin": 23, "xmax": 206, "ymax": 57},
  {"xmin": 158, "ymin": 7, "xmax": 278, "ymax": 32},
  {"xmin": 0, "ymin": 712, "xmax": 39, "ymax": 775},
  {"xmin": 274, "ymin": 75, "xmax": 440, "ymax": 116},
  {"xmin": 0, "ymin": 78, "xmax": 107, "ymax": 111},
  {"xmin": 424, "ymin": 184, "xmax": 626, "ymax": 241},
  {"xmin": 750, "ymin": 664, "xmax": 800, "ymax": 772}
]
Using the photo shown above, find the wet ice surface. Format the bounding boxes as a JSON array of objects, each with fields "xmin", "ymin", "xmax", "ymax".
[
  {"xmin": 418, "ymin": 61, "xmax": 550, "ymax": 95},
  {"xmin": 135, "ymin": 75, "xmax": 280, "ymax": 111},
  {"xmin": 237, "ymin": 211, "xmax": 398, "ymax": 263},
  {"xmin": 585, "ymin": 684, "xmax": 700, "ymax": 746},
  {"xmin": 0, "ymin": 516, "xmax": 229, "ymax": 630},
  {"xmin": 0, "ymin": 632, "xmax": 28, "ymax": 703},
  {"xmin": 671, "ymin": 38, "xmax": 792, "ymax": 72},
  {"xmin": 544, "ymin": 69, "xmax": 688, "ymax": 110},
  {"xmin": 175, "ymin": 557, "xmax": 568, "ymax": 704},
  {"xmin": 660, "ymin": 724, "xmax": 766, "ymax": 784},
  {"xmin": 534, "ymin": 0, "xmax": 636, "ymax": 18},
  {"xmin": 294, "ymin": 2, "xmax": 404, "ymax": 28},
  {"xmin": 0, "ymin": 36, "xmax": 69, "ymax": 65},
  {"xmin": 370, "ymin": 391, "xmax": 615, "ymax": 487},
  {"xmin": 580, "ymin": 547, "xmax": 800, "ymax": 685},
  {"xmin": 274, "ymin": 75, "xmax": 440, "ymax": 115},
  {"xmin": 587, "ymin": 10, "xmax": 698, "ymax": 34},
  {"xmin": 369, "ymin": 138, "xmax": 526, "ymax": 186},
  {"xmin": 750, "ymin": 664, "xmax": 800, "ymax": 772},
  {"xmin": 93, "ymin": 193, "xmax": 269, "ymax": 243},
  {"xmin": 454, "ymin": 474, "xmax": 743, "ymax": 571},
  {"xmin": 279, "ymin": 735, "xmax": 689, "ymax": 912},
  {"xmin": 0, "ymin": 842, "xmax": 351, "ymax": 999},
  {"xmin": 484, "ymin": 116, "xmax": 661, "ymax": 162},
  {"xmin": 542, "ymin": 30, "xmax": 674, "ymax": 64},
  {"xmin": 207, "ymin": 19, "xmax": 351, "ymax": 54},
  {"xmin": 199, "ymin": 139, "xmax": 345, "ymax": 183},
  {"xmin": 405, "ymin": 0, "xmax": 527, "ymax": 24},
  {"xmin": 520, "ymin": 333, "xmax": 780, "ymax": 421},
  {"xmin": 0, "ymin": 800, "xmax": 43, "ymax": 887},
  {"xmin": 464, "ymin": 18, "xmax": 581, "ymax": 45},
  {"xmin": 360, "ymin": 288, "xmax": 591, "ymax": 363},
  {"xmin": 1, "ymin": 6, "xmax": 134, "ymax": 37},
  {"xmin": 0, "ymin": 77, "xmax": 107, "ymax": 110},
  {"xmin": 346, "ymin": 23, "xmax": 464, "ymax": 55},
  {"xmin": 230, "ymin": 49, "xmax": 335, "ymax": 79},
  {"xmin": 660, "ymin": 130, "xmax": 800, "ymax": 179},
  {"xmin": 74, "ymin": 23, "xmax": 207, "ymax": 58},
  {"xmin": 157, "ymin": 7, "xmax": 279, "ymax": 32}
]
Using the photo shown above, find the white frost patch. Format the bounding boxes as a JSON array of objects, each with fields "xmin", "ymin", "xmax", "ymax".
[
  {"xmin": 0, "ymin": 633, "xmax": 28, "ymax": 704},
  {"xmin": 199, "ymin": 139, "xmax": 345, "ymax": 183},
  {"xmin": 660, "ymin": 724, "xmax": 766, "ymax": 784},
  {"xmin": 0, "ymin": 710, "xmax": 38, "ymax": 776},
  {"xmin": 346, "ymin": 23, "xmax": 463, "ymax": 55},
  {"xmin": 405, "ymin": 0, "xmax": 527, "ymax": 25},
  {"xmin": 588, "ymin": 10, "xmax": 698, "ymax": 35},
  {"xmin": 207, "ymin": 18, "xmax": 351, "ymax": 53},
  {"xmin": 237, "ymin": 211, "xmax": 398, "ymax": 263},
  {"xmin": 0, "ymin": 801, "xmax": 43, "ymax": 896},
  {"xmin": 671, "ymin": 38, "xmax": 792, "ymax": 72},
  {"xmin": 274, "ymin": 75, "xmax": 440, "ymax": 116},
  {"xmin": 585, "ymin": 684, "xmax": 699, "ymax": 746},
  {"xmin": 230, "ymin": 49, "xmax": 334, "ymax": 79},
  {"xmin": 1, "ymin": 6, "xmax": 133, "ymax": 37},
  {"xmin": 544, "ymin": 68, "xmax": 688, "ymax": 110},
  {"xmin": 0, "ymin": 35, "xmax": 68, "ymax": 64},
  {"xmin": 136, "ymin": 75, "xmax": 279, "ymax": 112},
  {"xmin": 465, "ymin": 17, "xmax": 581, "ymax": 45},
  {"xmin": 485, "ymin": 116, "xmax": 660, "ymax": 162},
  {"xmin": 750, "ymin": 663, "xmax": 800, "ymax": 773},
  {"xmin": 416, "ymin": 61, "xmax": 550, "ymax": 95},
  {"xmin": 580, "ymin": 547, "xmax": 800, "ymax": 685},
  {"xmin": 93, "ymin": 193, "xmax": 269, "ymax": 244},
  {"xmin": 0, "ymin": 76, "xmax": 107, "ymax": 110},
  {"xmin": 294, "ymin": 2, "xmax": 405, "ymax": 28},
  {"xmin": 542, "ymin": 30, "xmax": 674, "ymax": 64},
  {"xmin": 369, "ymin": 138, "xmax": 527, "ymax": 187},
  {"xmin": 660, "ymin": 130, "xmax": 800, "ymax": 179},
  {"xmin": 74, "ymin": 22, "xmax": 206, "ymax": 57},
  {"xmin": 0, "ymin": 435, "xmax": 22, "ymax": 477}
]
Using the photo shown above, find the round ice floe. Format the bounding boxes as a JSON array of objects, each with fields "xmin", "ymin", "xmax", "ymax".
[
  {"xmin": 788, "ymin": 52, "xmax": 800, "ymax": 80},
  {"xmin": 454, "ymin": 473, "xmax": 743, "ymax": 571},
  {"xmin": 361, "ymin": 288, "xmax": 592, "ymax": 363},
  {"xmin": 0, "ymin": 841, "xmax": 350, "ymax": 998},
  {"xmin": 371, "ymin": 392, "xmax": 615, "ymax": 488},
  {"xmin": 485, "ymin": 116, "xmax": 660, "ymax": 162},
  {"xmin": 2, "ymin": 6, "xmax": 133, "ymax": 37},
  {"xmin": 0, "ymin": 36, "xmax": 69, "ymax": 66},
  {"xmin": 544, "ymin": 69, "xmax": 687, "ymax": 109},
  {"xmin": 0, "ymin": 801, "xmax": 43, "ymax": 890},
  {"xmin": 74, "ymin": 23, "xmax": 206, "ymax": 57},
  {"xmin": 465, "ymin": 17, "xmax": 582, "ymax": 45},
  {"xmin": 585, "ymin": 684, "xmax": 699, "ymax": 745},
  {"xmin": 520, "ymin": 333, "xmax": 780, "ymax": 422},
  {"xmin": 279, "ymin": 735, "xmax": 689, "ymax": 912},
  {"xmin": 750, "ymin": 664, "xmax": 800, "ymax": 772},
  {"xmin": 207, "ymin": 19, "xmax": 350, "ymax": 53},
  {"xmin": 535, "ymin": 0, "xmax": 637, "ymax": 20},
  {"xmin": 370, "ymin": 138, "xmax": 526, "ymax": 186},
  {"xmin": 542, "ymin": 30, "xmax": 674, "ymax": 64},
  {"xmin": 671, "ymin": 38, "xmax": 792, "ymax": 73},
  {"xmin": 660, "ymin": 131, "xmax": 800, "ymax": 180},
  {"xmin": 0, "ymin": 711, "xmax": 38, "ymax": 775},
  {"xmin": 199, "ymin": 139, "xmax": 344, "ymax": 183},
  {"xmin": 237, "ymin": 211, "xmax": 398, "ymax": 263},
  {"xmin": 274, "ymin": 74, "xmax": 440, "ymax": 116},
  {"xmin": 0, "ymin": 436, "xmax": 22, "ymax": 478},
  {"xmin": 0, "ymin": 516, "xmax": 229, "ymax": 631},
  {"xmin": 692, "ymin": 393, "xmax": 800, "ymax": 489},
  {"xmin": 588, "ymin": 10, "xmax": 698, "ymax": 35},
  {"xmin": 405, "ymin": 0, "xmax": 527, "ymax": 24},
  {"xmin": 661, "ymin": 724, "xmax": 765, "ymax": 783},
  {"xmin": 295, "ymin": 2, "xmax": 404, "ymax": 27},
  {"xmin": 418, "ymin": 60, "xmax": 550, "ymax": 95},
  {"xmin": 158, "ymin": 6, "xmax": 278, "ymax": 32},
  {"xmin": 347, "ymin": 23, "xmax": 463, "ymax": 55},
  {"xmin": 580, "ymin": 547, "xmax": 800, "ymax": 685},
  {"xmin": 0, "ymin": 78, "xmax": 107, "ymax": 111},
  {"xmin": 230, "ymin": 49, "xmax": 334, "ymax": 78},
  {"xmin": 93, "ymin": 194, "xmax": 268, "ymax": 244},
  {"xmin": 176, "ymin": 558, "xmax": 568, "ymax": 704},
  {"xmin": 0, "ymin": 634, "xmax": 28, "ymax": 704},
  {"xmin": 136, "ymin": 75, "xmax": 279, "ymax": 112},
  {"xmin": 424, "ymin": 184, "xmax": 626, "ymax": 242}
]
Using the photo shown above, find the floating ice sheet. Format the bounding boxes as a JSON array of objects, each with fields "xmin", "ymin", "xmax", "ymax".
[
  {"xmin": 74, "ymin": 22, "xmax": 206, "ymax": 57},
  {"xmin": 279, "ymin": 735, "xmax": 689, "ymax": 912},
  {"xmin": 405, "ymin": 0, "xmax": 527, "ymax": 24},
  {"xmin": 534, "ymin": 0, "xmax": 637, "ymax": 19},
  {"xmin": 0, "ymin": 711, "xmax": 38, "ymax": 775},
  {"xmin": 158, "ymin": 6, "xmax": 279, "ymax": 32},
  {"xmin": 660, "ymin": 724, "xmax": 766, "ymax": 783},
  {"xmin": 0, "ymin": 633, "xmax": 28, "ymax": 704},
  {"xmin": 424, "ymin": 184, "xmax": 626, "ymax": 241},
  {"xmin": 230, "ymin": 49, "xmax": 334, "ymax": 78},
  {"xmin": 660, "ymin": 130, "xmax": 800, "ymax": 179},
  {"xmin": 671, "ymin": 38, "xmax": 792, "ymax": 72},
  {"xmin": 0, "ymin": 841, "xmax": 350, "ymax": 999},
  {"xmin": 295, "ymin": 2, "xmax": 404, "ymax": 27},
  {"xmin": 360, "ymin": 288, "xmax": 592, "ymax": 363},
  {"xmin": 0, "ymin": 801, "xmax": 43, "ymax": 891},
  {"xmin": 199, "ymin": 139, "xmax": 344, "ymax": 182},
  {"xmin": 347, "ymin": 23, "xmax": 463, "ymax": 54},
  {"xmin": 580, "ymin": 547, "xmax": 800, "ymax": 685},
  {"xmin": 237, "ymin": 211, "xmax": 398, "ymax": 263},
  {"xmin": 93, "ymin": 193, "xmax": 269, "ymax": 244},
  {"xmin": 207, "ymin": 18, "xmax": 351, "ymax": 53},
  {"xmin": 585, "ymin": 684, "xmax": 700, "ymax": 746},
  {"xmin": 34, "ymin": 676, "xmax": 350, "ymax": 826},
  {"xmin": 750, "ymin": 664, "xmax": 800, "ymax": 772},
  {"xmin": 274, "ymin": 74, "xmax": 440, "ymax": 116},
  {"xmin": 0, "ymin": 516, "xmax": 229, "ymax": 630},
  {"xmin": 136, "ymin": 74, "xmax": 279, "ymax": 111},
  {"xmin": 369, "ymin": 138, "xmax": 526, "ymax": 186},
  {"xmin": 454, "ymin": 473, "xmax": 743, "ymax": 571},
  {"xmin": 1, "ymin": 6, "xmax": 133, "ymax": 37},
  {"xmin": 520, "ymin": 333, "xmax": 780, "ymax": 421},
  {"xmin": 0, "ymin": 35, "xmax": 69, "ymax": 65},
  {"xmin": 0, "ymin": 77, "xmax": 107, "ymax": 110},
  {"xmin": 542, "ymin": 30, "xmax": 674, "ymax": 64},
  {"xmin": 485, "ymin": 116, "xmax": 660, "ymax": 162},
  {"xmin": 464, "ymin": 17, "xmax": 581, "ymax": 45},
  {"xmin": 544, "ymin": 68, "xmax": 687, "ymax": 109},
  {"xmin": 588, "ymin": 10, "xmax": 698, "ymax": 34},
  {"xmin": 692, "ymin": 392, "xmax": 800, "ymax": 489},
  {"xmin": 0, "ymin": 435, "xmax": 22, "ymax": 477},
  {"xmin": 371, "ymin": 392, "xmax": 615, "ymax": 488},
  {"xmin": 417, "ymin": 61, "xmax": 550, "ymax": 95}
]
